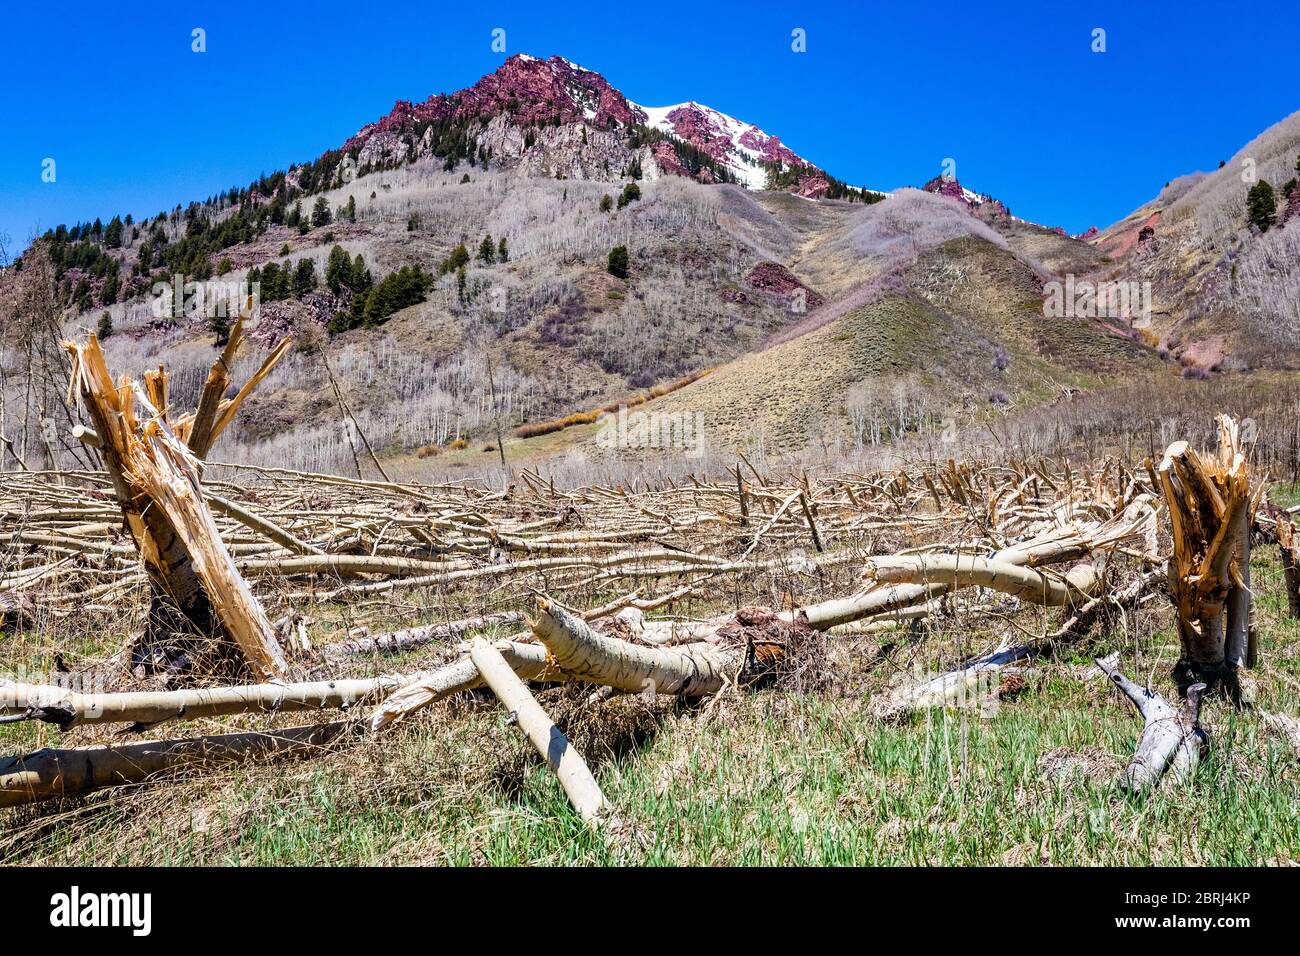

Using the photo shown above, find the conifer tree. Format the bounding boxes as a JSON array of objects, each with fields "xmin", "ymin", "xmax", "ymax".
[{"xmin": 1247, "ymin": 180, "xmax": 1277, "ymax": 232}]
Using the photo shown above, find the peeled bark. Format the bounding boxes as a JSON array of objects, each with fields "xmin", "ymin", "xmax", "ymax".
[
  {"xmin": 469, "ymin": 639, "xmax": 608, "ymax": 827},
  {"xmin": 1095, "ymin": 654, "xmax": 1208, "ymax": 792}
]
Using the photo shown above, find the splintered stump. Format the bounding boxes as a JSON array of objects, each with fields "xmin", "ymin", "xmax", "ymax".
[
  {"xmin": 1156, "ymin": 417, "xmax": 1257, "ymax": 697},
  {"xmin": 65, "ymin": 321, "xmax": 292, "ymax": 681}
]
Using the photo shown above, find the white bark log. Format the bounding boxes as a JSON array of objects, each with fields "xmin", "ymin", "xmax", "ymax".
[
  {"xmin": 1, "ymin": 675, "xmax": 410, "ymax": 729},
  {"xmin": 0, "ymin": 721, "xmax": 352, "ymax": 807},
  {"xmin": 368, "ymin": 640, "xmax": 554, "ymax": 730},
  {"xmin": 528, "ymin": 598, "xmax": 737, "ymax": 697},
  {"xmin": 469, "ymin": 639, "xmax": 607, "ymax": 827},
  {"xmin": 1095, "ymin": 654, "xmax": 1208, "ymax": 792}
]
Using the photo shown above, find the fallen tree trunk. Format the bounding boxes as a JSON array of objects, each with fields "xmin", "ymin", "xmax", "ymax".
[
  {"xmin": 862, "ymin": 554, "xmax": 1101, "ymax": 607},
  {"xmin": 321, "ymin": 612, "xmax": 523, "ymax": 657},
  {"xmin": 795, "ymin": 495, "xmax": 1157, "ymax": 630},
  {"xmin": 867, "ymin": 570, "xmax": 1158, "ymax": 720},
  {"xmin": 468, "ymin": 638, "xmax": 608, "ymax": 827},
  {"xmin": 1, "ymin": 674, "xmax": 412, "ymax": 729},
  {"xmin": 528, "ymin": 597, "xmax": 738, "ymax": 697},
  {"xmin": 369, "ymin": 640, "xmax": 555, "ymax": 730},
  {"xmin": 0, "ymin": 721, "xmax": 354, "ymax": 807},
  {"xmin": 1095, "ymin": 654, "xmax": 1207, "ymax": 792}
]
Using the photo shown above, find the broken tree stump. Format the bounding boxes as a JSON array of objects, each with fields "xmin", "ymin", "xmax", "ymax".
[
  {"xmin": 1274, "ymin": 509, "xmax": 1300, "ymax": 619},
  {"xmin": 1156, "ymin": 416, "xmax": 1257, "ymax": 697},
  {"xmin": 65, "ymin": 325, "xmax": 291, "ymax": 681}
]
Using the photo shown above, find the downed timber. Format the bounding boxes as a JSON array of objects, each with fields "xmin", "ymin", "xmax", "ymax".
[
  {"xmin": 369, "ymin": 640, "xmax": 555, "ymax": 730},
  {"xmin": 862, "ymin": 554, "xmax": 1101, "ymax": 607},
  {"xmin": 206, "ymin": 493, "xmax": 325, "ymax": 557},
  {"xmin": 793, "ymin": 495, "xmax": 1158, "ymax": 630},
  {"xmin": 322, "ymin": 611, "xmax": 524, "ymax": 657},
  {"xmin": 1095, "ymin": 654, "xmax": 1208, "ymax": 792},
  {"xmin": 468, "ymin": 638, "xmax": 608, "ymax": 827},
  {"xmin": 865, "ymin": 560, "xmax": 1127, "ymax": 720},
  {"xmin": 528, "ymin": 597, "xmax": 737, "ymax": 697},
  {"xmin": 0, "ymin": 721, "xmax": 354, "ymax": 808},
  {"xmin": 0, "ymin": 675, "xmax": 414, "ymax": 729}
]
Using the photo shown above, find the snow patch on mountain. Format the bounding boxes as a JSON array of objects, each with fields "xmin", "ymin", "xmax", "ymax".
[{"xmin": 630, "ymin": 100, "xmax": 801, "ymax": 190}]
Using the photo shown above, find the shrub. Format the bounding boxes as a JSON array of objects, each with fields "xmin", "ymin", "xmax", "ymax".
[
  {"xmin": 617, "ymin": 182, "xmax": 641, "ymax": 209},
  {"xmin": 607, "ymin": 245, "xmax": 629, "ymax": 279}
]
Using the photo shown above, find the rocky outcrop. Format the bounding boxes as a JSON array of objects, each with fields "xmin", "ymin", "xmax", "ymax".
[
  {"xmin": 922, "ymin": 176, "xmax": 1010, "ymax": 220},
  {"xmin": 745, "ymin": 262, "xmax": 824, "ymax": 309},
  {"xmin": 1281, "ymin": 185, "xmax": 1300, "ymax": 227}
]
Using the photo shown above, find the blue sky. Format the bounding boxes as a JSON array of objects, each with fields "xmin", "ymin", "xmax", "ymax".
[{"xmin": 2, "ymin": 0, "xmax": 1298, "ymax": 253}]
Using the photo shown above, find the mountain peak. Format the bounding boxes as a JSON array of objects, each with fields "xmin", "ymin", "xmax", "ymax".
[{"xmin": 342, "ymin": 54, "xmax": 848, "ymax": 198}]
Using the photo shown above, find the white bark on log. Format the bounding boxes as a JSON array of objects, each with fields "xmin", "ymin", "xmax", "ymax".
[
  {"xmin": 1095, "ymin": 654, "xmax": 1208, "ymax": 792},
  {"xmin": 795, "ymin": 496, "xmax": 1155, "ymax": 630},
  {"xmin": 862, "ymin": 555, "xmax": 1100, "ymax": 607},
  {"xmin": 206, "ymin": 493, "xmax": 325, "ymax": 556},
  {"xmin": 469, "ymin": 639, "xmax": 608, "ymax": 827},
  {"xmin": 1, "ymin": 675, "xmax": 411, "ymax": 728},
  {"xmin": 322, "ymin": 612, "xmax": 523, "ymax": 657},
  {"xmin": 0, "ymin": 721, "xmax": 352, "ymax": 807},
  {"xmin": 368, "ymin": 640, "xmax": 554, "ymax": 730},
  {"xmin": 528, "ymin": 597, "xmax": 737, "ymax": 697}
]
